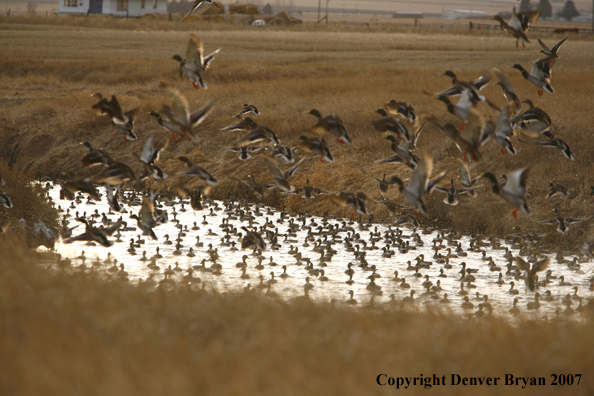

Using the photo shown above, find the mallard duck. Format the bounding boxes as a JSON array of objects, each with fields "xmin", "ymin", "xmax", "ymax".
[
  {"xmin": 91, "ymin": 93, "xmax": 139, "ymax": 141},
  {"xmin": 357, "ymin": 168, "xmax": 399, "ymax": 193},
  {"xmin": 538, "ymin": 208, "xmax": 583, "ymax": 233},
  {"xmin": 492, "ymin": 67, "xmax": 520, "ymax": 108},
  {"xmin": 223, "ymin": 146, "xmax": 264, "ymax": 160},
  {"xmin": 457, "ymin": 161, "xmax": 482, "ymax": 198},
  {"xmin": 533, "ymin": 131, "xmax": 573, "ymax": 160},
  {"xmin": 81, "ymin": 142, "xmax": 113, "ymax": 168},
  {"xmin": 515, "ymin": 256, "xmax": 549, "ymax": 292},
  {"xmin": 230, "ymin": 119, "xmax": 282, "ymax": 147},
  {"xmin": 332, "ymin": 191, "xmax": 370, "ymax": 215},
  {"xmin": 374, "ymin": 195, "xmax": 408, "ymax": 214},
  {"xmin": 513, "ymin": 57, "xmax": 554, "ymax": 96},
  {"xmin": 425, "ymin": 114, "xmax": 493, "ymax": 162},
  {"xmin": 390, "ymin": 151, "xmax": 447, "ymax": 216},
  {"xmin": 172, "ymin": 34, "xmax": 221, "ymax": 89},
  {"xmin": 186, "ymin": 0, "xmax": 213, "ymax": 16},
  {"xmin": 493, "ymin": 7, "xmax": 540, "ymax": 48},
  {"xmin": 105, "ymin": 184, "xmax": 121, "ymax": 212},
  {"xmin": 234, "ymin": 103, "xmax": 260, "ymax": 119},
  {"xmin": 308, "ymin": 109, "xmax": 352, "ymax": 145},
  {"xmin": 241, "ymin": 226, "xmax": 266, "ymax": 251},
  {"xmin": 64, "ymin": 178, "xmax": 100, "ymax": 200},
  {"xmin": 176, "ymin": 185, "xmax": 211, "ymax": 211},
  {"xmin": 178, "ymin": 156, "xmax": 217, "ymax": 185},
  {"xmin": 130, "ymin": 197, "xmax": 158, "ymax": 240},
  {"xmin": 372, "ymin": 109, "xmax": 413, "ymax": 142},
  {"xmin": 65, "ymin": 218, "xmax": 122, "ymax": 247},
  {"xmin": 0, "ymin": 190, "xmax": 13, "ymax": 208},
  {"xmin": 491, "ymin": 101, "xmax": 518, "ymax": 154},
  {"xmin": 483, "ymin": 168, "xmax": 530, "ymax": 219},
  {"xmin": 287, "ymin": 179, "xmax": 329, "ymax": 199},
  {"xmin": 263, "ymin": 157, "xmax": 304, "ymax": 192},
  {"xmin": 297, "ymin": 136, "xmax": 334, "ymax": 163},
  {"xmin": 220, "ymin": 117, "xmax": 258, "ymax": 132},
  {"xmin": 92, "ymin": 160, "xmax": 136, "ymax": 186},
  {"xmin": 538, "ymin": 35, "xmax": 567, "ymax": 59},
  {"xmin": 435, "ymin": 179, "xmax": 479, "ymax": 205},
  {"xmin": 231, "ymin": 175, "xmax": 274, "ymax": 196},
  {"xmin": 511, "ymin": 99, "xmax": 551, "ymax": 133},
  {"xmin": 140, "ymin": 135, "xmax": 169, "ymax": 181},
  {"xmin": 271, "ymin": 144, "xmax": 298, "ymax": 164},
  {"xmin": 375, "ymin": 136, "xmax": 419, "ymax": 170},
  {"xmin": 547, "ymin": 182, "xmax": 568, "ymax": 198},
  {"xmin": 149, "ymin": 89, "xmax": 214, "ymax": 142},
  {"xmin": 385, "ymin": 100, "xmax": 416, "ymax": 123},
  {"xmin": 432, "ymin": 70, "xmax": 490, "ymax": 103}
]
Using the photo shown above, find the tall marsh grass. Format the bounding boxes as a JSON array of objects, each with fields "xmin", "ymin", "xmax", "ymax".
[
  {"xmin": 0, "ymin": 240, "xmax": 593, "ymax": 395},
  {"xmin": 1, "ymin": 21, "xmax": 594, "ymax": 250}
]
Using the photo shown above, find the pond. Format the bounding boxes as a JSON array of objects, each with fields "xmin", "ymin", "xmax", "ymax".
[{"xmin": 44, "ymin": 184, "xmax": 594, "ymax": 319}]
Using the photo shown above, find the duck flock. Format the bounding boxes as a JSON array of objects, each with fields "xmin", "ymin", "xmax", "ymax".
[{"xmin": 4, "ymin": 6, "xmax": 593, "ymax": 317}]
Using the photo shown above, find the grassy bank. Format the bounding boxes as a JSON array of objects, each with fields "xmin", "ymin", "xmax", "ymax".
[
  {"xmin": 0, "ymin": 241, "xmax": 593, "ymax": 395},
  {"xmin": 1, "ymin": 20, "xmax": 594, "ymax": 251},
  {"xmin": 0, "ymin": 162, "xmax": 59, "ymax": 247}
]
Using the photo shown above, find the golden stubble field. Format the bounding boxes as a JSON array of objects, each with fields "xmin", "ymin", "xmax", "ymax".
[{"xmin": 1, "ymin": 18, "xmax": 594, "ymax": 395}]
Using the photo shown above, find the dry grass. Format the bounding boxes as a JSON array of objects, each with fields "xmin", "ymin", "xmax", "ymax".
[
  {"xmin": 0, "ymin": 161, "xmax": 59, "ymax": 247},
  {"xmin": 2, "ymin": 20, "xmax": 594, "ymax": 252},
  {"xmin": 0, "ymin": 240, "xmax": 593, "ymax": 395}
]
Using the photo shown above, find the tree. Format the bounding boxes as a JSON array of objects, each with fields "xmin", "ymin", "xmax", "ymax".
[
  {"xmin": 263, "ymin": 2, "xmax": 272, "ymax": 14},
  {"xmin": 518, "ymin": 0, "xmax": 532, "ymax": 12},
  {"xmin": 538, "ymin": 0, "xmax": 552, "ymax": 18},
  {"xmin": 556, "ymin": 0, "xmax": 580, "ymax": 20},
  {"xmin": 26, "ymin": 0, "xmax": 37, "ymax": 15}
]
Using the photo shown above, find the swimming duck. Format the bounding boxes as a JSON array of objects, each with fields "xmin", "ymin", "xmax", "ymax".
[{"xmin": 172, "ymin": 33, "xmax": 221, "ymax": 89}]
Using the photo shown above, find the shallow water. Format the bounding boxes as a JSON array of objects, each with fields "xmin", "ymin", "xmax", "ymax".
[{"xmin": 44, "ymin": 185, "xmax": 594, "ymax": 319}]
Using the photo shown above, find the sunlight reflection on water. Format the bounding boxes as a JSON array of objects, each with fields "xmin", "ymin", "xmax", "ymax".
[{"xmin": 44, "ymin": 185, "xmax": 594, "ymax": 319}]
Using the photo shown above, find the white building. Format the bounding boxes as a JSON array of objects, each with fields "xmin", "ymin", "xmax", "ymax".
[{"xmin": 59, "ymin": 0, "xmax": 167, "ymax": 17}]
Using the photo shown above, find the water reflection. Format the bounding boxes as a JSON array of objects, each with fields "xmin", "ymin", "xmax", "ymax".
[{"xmin": 45, "ymin": 185, "xmax": 593, "ymax": 318}]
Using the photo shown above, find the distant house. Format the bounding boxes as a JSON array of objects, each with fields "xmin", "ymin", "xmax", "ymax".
[{"xmin": 59, "ymin": 0, "xmax": 166, "ymax": 16}]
